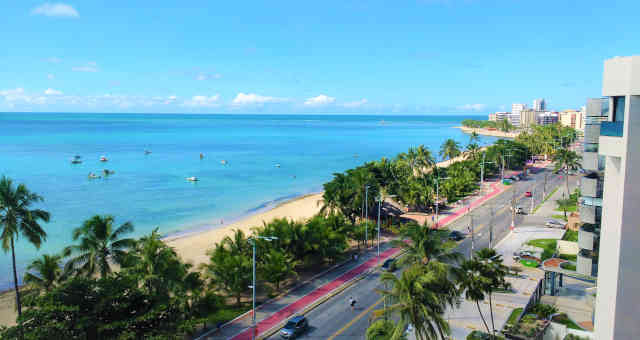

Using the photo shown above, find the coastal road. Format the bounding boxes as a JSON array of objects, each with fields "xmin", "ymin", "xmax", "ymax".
[{"xmin": 264, "ymin": 166, "xmax": 575, "ymax": 340}]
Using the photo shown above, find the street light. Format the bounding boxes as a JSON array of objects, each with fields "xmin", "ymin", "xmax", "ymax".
[
  {"xmin": 480, "ymin": 151, "xmax": 495, "ymax": 190},
  {"xmin": 249, "ymin": 235, "xmax": 278, "ymax": 340},
  {"xmin": 434, "ymin": 176, "xmax": 450, "ymax": 228},
  {"xmin": 377, "ymin": 194, "xmax": 396, "ymax": 266},
  {"xmin": 364, "ymin": 185, "xmax": 370, "ymax": 248}
]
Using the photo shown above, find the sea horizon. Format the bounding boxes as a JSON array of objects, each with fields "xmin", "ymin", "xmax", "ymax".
[{"xmin": 0, "ymin": 112, "xmax": 496, "ymax": 290}]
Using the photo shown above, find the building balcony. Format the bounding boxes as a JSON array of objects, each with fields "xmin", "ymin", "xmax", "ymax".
[
  {"xmin": 581, "ymin": 175, "xmax": 603, "ymax": 198},
  {"xmin": 600, "ymin": 121, "xmax": 623, "ymax": 137},
  {"xmin": 577, "ymin": 249, "xmax": 598, "ymax": 277},
  {"xmin": 582, "ymin": 152, "xmax": 600, "ymax": 171},
  {"xmin": 578, "ymin": 224, "xmax": 598, "ymax": 251},
  {"xmin": 600, "ymin": 131, "xmax": 625, "ymax": 158},
  {"xmin": 580, "ymin": 204, "xmax": 601, "ymax": 224}
]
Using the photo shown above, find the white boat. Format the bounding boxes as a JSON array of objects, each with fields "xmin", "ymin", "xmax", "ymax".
[
  {"xmin": 144, "ymin": 150, "xmax": 152, "ymax": 155},
  {"xmin": 71, "ymin": 159, "xmax": 82, "ymax": 164},
  {"xmin": 100, "ymin": 156, "xmax": 108, "ymax": 162},
  {"xmin": 186, "ymin": 176, "xmax": 199, "ymax": 182},
  {"xmin": 88, "ymin": 173, "xmax": 101, "ymax": 179},
  {"xmin": 220, "ymin": 160, "xmax": 227, "ymax": 165},
  {"xmin": 275, "ymin": 163, "xmax": 281, "ymax": 168}
]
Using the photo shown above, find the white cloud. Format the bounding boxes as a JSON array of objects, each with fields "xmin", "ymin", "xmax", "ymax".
[
  {"xmin": 47, "ymin": 74, "xmax": 55, "ymax": 80},
  {"xmin": 304, "ymin": 94, "xmax": 336, "ymax": 106},
  {"xmin": 457, "ymin": 103, "xmax": 487, "ymax": 111},
  {"xmin": 0, "ymin": 88, "xmax": 30, "ymax": 102},
  {"xmin": 232, "ymin": 93, "xmax": 285, "ymax": 106},
  {"xmin": 343, "ymin": 98, "xmax": 368, "ymax": 108},
  {"xmin": 72, "ymin": 63, "xmax": 98, "ymax": 72},
  {"xmin": 46, "ymin": 57, "xmax": 61, "ymax": 63},
  {"xmin": 182, "ymin": 95, "xmax": 220, "ymax": 107},
  {"xmin": 164, "ymin": 95, "xmax": 178, "ymax": 104},
  {"xmin": 44, "ymin": 88, "xmax": 63, "ymax": 95},
  {"xmin": 31, "ymin": 3, "xmax": 79, "ymax": 18}
]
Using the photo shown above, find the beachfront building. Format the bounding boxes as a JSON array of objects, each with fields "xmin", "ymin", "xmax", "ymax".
[
  {"xmin": 512, "ymin": 103, "xmax": 527, "ymax": 116},
  {"xmin": 536, "ymin": 111, "xmax": 558, "ymax": 125},
  {"xmin": 507, "ymin": 112, "xmax": 521, "ymax": 127},
  {"xmin": 488, "ymin": 113, "xmax": 497, "ymax": 121},
  {"xmin": 559, "ymin": 110, "xmax": 585, "ymax": 131},
  {"xmin": 520, "ymin": 109, "xmax": 537, "ymax": 128},
  {"xmin": 494, "ymin": 111, "xmax": 509, "ymax": 121},
  {"xmin": 578, "ymin": 98, "xmax": 607, "ymax": 277},
  {"xmin": 533, "ymin": 98, "xmax": 546, "ymax": 111},
  {"xmin": 593, "ymin": 56, "xmax": 640, "ymax": 339}
]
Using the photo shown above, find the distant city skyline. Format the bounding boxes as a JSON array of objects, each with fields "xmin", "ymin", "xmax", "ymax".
[{"xmin": 2, "ymin": 1, "xmax": 639, "ymax": 114}]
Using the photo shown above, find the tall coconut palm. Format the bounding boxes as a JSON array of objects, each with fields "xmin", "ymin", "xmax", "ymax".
[
  {"xmin": 394, "ymin": 223, "xmax": 464, "ymax": 267},
  {"xmin": 64, "ymin": 215, "xmax": 135, "ymax": 278},
  {"xmin": 469, "ymin": 131, "xmax": 480, "ymax": 145},
  {"xmin": 464, "ymin": 143, "xmax": 481, "ymax": 161},
  {"xmin": 375, "ymin": 262, "xmax": 458, "ymax": 340},
  {"xmin": 552, "ymin": 149, "xmax": 581, "ymax": 196},
  {"xmin": 474, "ymin": 248, "xmax": 510, "ymax": 338},
  {"xmin": 23, "ymin": 254, "xmax": 62, "ymax": 294},
  {"xmin": 0, "ymin": 176, "xmax": 50, "ymax": 318},
  {"xmin": 439, "ymin": 139, "xmax": 461, "ymax": 162},
  {"xmin": 458, "ymin": 257, "xmax": 492, "ymax": 335}
]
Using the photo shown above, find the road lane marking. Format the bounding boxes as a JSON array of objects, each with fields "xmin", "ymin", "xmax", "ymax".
[{"xmin": 327, "ymin": 297, "xmax": 384, "ymax": 340}]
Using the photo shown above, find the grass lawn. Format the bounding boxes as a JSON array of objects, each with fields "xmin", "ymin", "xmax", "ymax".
[
  {"xmin": 562, "ymin": 230, "xmax": 578, "ymax": 242},
  {"xmin": 527, "ymin": 239, "xmax": 557, "ymax": 260},
  {"xmin": 532, "ymin": 187, "xmax": 559, "ymax": 214},
  {"xmin": 507, "ymin": 307, "xmax": 523, "ymax": 325},
  {"xmin": 551, "ymin": 313, "xmax": 583, "ymax": 330},
  {"xmin": 555, "ymin": 205, "xmax": 577, "ymax": 213},
  {"xmin": 520, "ymin": 259, "xmax": 539, "ymax": 268},
  {"xmin": 209, "ymin": 306, "xmax": 250, "ymax": 325}
]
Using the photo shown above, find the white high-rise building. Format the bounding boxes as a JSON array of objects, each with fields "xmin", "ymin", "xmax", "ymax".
[
  {"xmin": 533, "ymin": 98, "xmax": 546, "ymax": 111},
  {"xmin": 511, "ymin": 103, "xmax": 527, "ymax": 115},
  {"xmin": 593, "ymin": 56, "xmax": 640, "ymax": 339}
]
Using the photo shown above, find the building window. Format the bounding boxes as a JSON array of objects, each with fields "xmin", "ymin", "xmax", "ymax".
[
  {"xmin": 613, "ymin": 96, "xmax": 625, "ymax": 122},
  {"xmin": 601, "ymin": 99, "xmax": 609, "ymax": 117}
]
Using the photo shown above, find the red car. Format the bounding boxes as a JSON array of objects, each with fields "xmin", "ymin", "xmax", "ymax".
[{"xmin": 525, "ymin": 191, "xmax": 532, "ymax": 197}]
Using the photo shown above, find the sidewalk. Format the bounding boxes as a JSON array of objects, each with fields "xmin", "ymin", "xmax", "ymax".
[{"xmin": 203, "ymin": 164, "xmax": 549, "ymax": 340}]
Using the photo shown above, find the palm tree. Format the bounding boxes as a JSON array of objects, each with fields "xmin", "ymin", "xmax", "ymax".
[
  {"xmin": 464, "ymin": 143, "xmax": 481, "ymax": 161},
  {"xmin": 458, "ymin": 257, "xmax": 492, "ymax": 335},
  {"xmin": 556, "ymin": 198, "xmax": 573, "ymax": 220},
  {"xmin": 375, "ymin": 263, "xmax": 458, "ymax": 340},
  {"xmin": 439, "ymin": 139, "xmax": 461, "ymax": 162},
  {"xmin": 469, "ymin": 131, "xmax": 480, "ymax": 145},
  {"xmin": 474, "ymin": 248, "xmax": 510, "ymax": 338},
  {"xmin": 23, "ymin": 254, "xmax": 62, "ymax": 295},
  {"xmin": 0, "ymin": 176, "xmax": 50, "ymax": 318},
  {"xmin": 64, "ymin": 215, "xmax": 135, "ymax": 278},
  {"xmin": 552, "ymin": 149, "xmax": 581, "ymax": 196},
  {"xmin": 260, "ymin": 248, "xmax": 298, "ymax": 291},
  {"xmin": 394, "ymin": 224, "xmax": 464, "ymax": 268}
]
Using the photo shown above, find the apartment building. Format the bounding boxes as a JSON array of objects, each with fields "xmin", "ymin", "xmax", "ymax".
[
  {"xmin": 593, "ymin": 56, "xmax": 640, "ymax": 339},
  {"xmin": 520, "ymin": 109, "xmax": 537, "ymax": 128},
  {"xmin": 536, "ymin": 111, "xmax": 558, "ymax": 125}
]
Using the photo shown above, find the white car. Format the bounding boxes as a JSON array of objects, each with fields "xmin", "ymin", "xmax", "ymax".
[{"xmin": 545, "ymin": 220, "xmax": 565, "ymax": 228}]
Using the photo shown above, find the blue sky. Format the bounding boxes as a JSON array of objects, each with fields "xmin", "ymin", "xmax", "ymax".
[{"xmin": 1, "ymin": 0, "xmax": 639, "ymax": 114}]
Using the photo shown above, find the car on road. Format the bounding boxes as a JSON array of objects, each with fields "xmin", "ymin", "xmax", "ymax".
[
  {"xmin": 280, "ymin": 315, "xmax": 308, "ymax": 339},
  {"xmin": 381, "ymin": 258, "xmax": 397, "ymax": 272},
  {"xmin": 525, "ymin": 191, "xmax": 532, "ymax": 197},
  {"xmin": 545, "ymin": 219, "xmax": 565, "ymax": 228},
  {"xmin": 514, "ymin": 207, "xmax": 525, "ymax": 214},
  {"xmin": 448, "ymin": 230, "xmax": 465, "ymax": 241}
]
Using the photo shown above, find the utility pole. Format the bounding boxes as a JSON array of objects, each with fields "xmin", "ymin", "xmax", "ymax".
[
  {"xmin": 377, "ymin": 196, "xmax": 381, "ymax": 265},
  {"xmin": 469, "ymin": 212, "xmax": 475, "ymax": 258},
  {"xmin": 543, "ymin": 173, "xmax": 548, "ymax": 199},
  {"xmin": 530, "ymin": 188, "xmax": 535, "ymax": 214},
  {"xmin": 510, "ymin": 183, "xmax": 516, "ymax": 231},
  {"xmin": 481, "ymin": 151, "xmax": 486, "ymax": 188},
  {"xmin": 435, "ymin": 178, "xmax": 440, "ymax": 228}
]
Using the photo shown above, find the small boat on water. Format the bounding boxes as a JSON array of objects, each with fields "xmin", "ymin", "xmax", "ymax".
[
  {"xmin": 102, "ymin": 169, "xmax": 115, "ymax": 176},
  {"xmin": 100, "ymin": 156, "xmax": 108, "ymax": 162},
  {"xmin": 186, "ymin": 176, "xmax": 199, "ymax": 182},
  {"xmin": 275, "ymin": 163, "xmax": 281, "ymax": 168},
  {"xmin": 71, "ymin": 159, "xmax": 82, "ymax": 164},
  {"xmin": 144, "ymin": 150, "xmax": 152, "ymax": 155},
  {"xmin": 220, "ymin": 160, "xmax": 227, "ymax": 165},
  {"xmin": 88, "ymin": 172, "xmax": 101, "ymax": 179}
]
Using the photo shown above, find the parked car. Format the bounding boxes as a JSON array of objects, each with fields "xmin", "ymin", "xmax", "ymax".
[
  {"xmin": 280, "ymin": 315, "xmax": 308, "ymax": 339},
  {"xmin": 381, "ymin": 258, "xmax": 397, "ymax": 272},
  {"xmin": 515, "ymin": 207, "xmax": 525, "ymax": 214},
  {"xmin": 545, "ymin": 219, "xmax": 565, "ymax": 228},
  {"xmin": 525, "ymin": 191, "xmax": 532, "ymax": 197},
  {"xmin": 448, "ymin": 230, "xmax": 465, "ymax": 241}
]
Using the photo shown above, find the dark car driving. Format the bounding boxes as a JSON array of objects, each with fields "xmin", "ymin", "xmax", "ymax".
[
  {"xmin": 382, "ymin": 258, "xmax": 397, "ymax": 272},
  {"xmin": 448, "ymin": 230, "xmax": 465, "ymax": 241},
  {"xmin": 280, "ymin": 315, "xmax": 308, "ymax": 339}
]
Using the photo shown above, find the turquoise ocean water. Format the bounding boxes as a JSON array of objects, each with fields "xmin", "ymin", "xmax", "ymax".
[{"xmin": 0, "ymin": 113, "xmax": 495, "ymax": 290}]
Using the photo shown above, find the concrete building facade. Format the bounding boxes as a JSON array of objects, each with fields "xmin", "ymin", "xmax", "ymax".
[
  {"xmin": 559, "ymin": 110, "xmax": 585, "ymax": 131},
  {"xmin": 507, "ymin": 112, "xmax": 521, "ymax": 127},
  {"xmin": 512, "ymin": 103, "xmax": 526, "ymax": 116},
  {"xmin": 593, "ymin": 56, "xmax": 640, "ymax": 339},
  {"xmin": 520, "ymin": 109, "xmax": 537, "ymax": 128},
  {"xmin": 533, "ymin": 98, "xmax": 546, "ymax": 111},
  {"xmin": 536, "ymin": 111, "xmax": 558, "ymax": 125}
]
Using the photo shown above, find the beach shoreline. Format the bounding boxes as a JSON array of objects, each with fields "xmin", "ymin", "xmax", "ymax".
[{"xmin": 455, "ymin": 126, "xmax": 519, "ymax": 138}]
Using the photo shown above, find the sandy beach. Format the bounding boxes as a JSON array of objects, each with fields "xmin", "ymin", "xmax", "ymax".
[
  {"xmin": 456, "ymin": 126, "xmax": 519, "ymax": 138},
  {"xmin": 167, "ymin": 193, "xmax": 325, "ymax": 266}
]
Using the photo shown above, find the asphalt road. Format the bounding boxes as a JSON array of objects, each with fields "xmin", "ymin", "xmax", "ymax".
[{"xmin": 266, "ymin": 167, "xmax": 575, "ymax": 340}]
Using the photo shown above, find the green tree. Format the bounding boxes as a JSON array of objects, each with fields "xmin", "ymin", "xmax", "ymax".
[
  {"xmin": 394, "ymin": 223, "xmax": 463, "ymax": 267},
  {"xmin": 459, "ymin": 257, "xmax": 492, "ymax": 335},
  {"xmin": 439, "ymin": 139, "xmax": 462, "ymax": 162},
  {"xmin": 260, "ymin": 249, "xmax": 298, "ymax": 291},
  {"xmin": 366, "ymin": 319, "xmax": 403, "ymax": 340},
  {"xmin": 552, "ymin": 149, "xmax": 581, "ymax": 196},
  {"xmin": 200, "ymin": 243, "xmax": 251, "ymax": 306},
  {"xmin": 465, "ymin": 143, "xmax": 481, "ymax": 161},
  {"xmin": 23, "ymin": 254, "xmax": 63, "ymax": 298},
  {"xmin": 475, "ymin": 248, "xmax": 510, "ymax": 338},
  {"xmin": 376, "ymin": 262, "xmax": 459, "ymax": 340},
  {"xmin": 64, "ymin": 215, "xmax": 135, "ymax": 278},
  {"xmin": 0, "ymin": 175, "xmax": 50, "ymax": 318},
  {"xmin": 469, "ymin": 131, "xmax": 480, "ymax": 145},
  {"xmin": 556, "ymin": 198, "xmax": 574, "ymax": 220}
]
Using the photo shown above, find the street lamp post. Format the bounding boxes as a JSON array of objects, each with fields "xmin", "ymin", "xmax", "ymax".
[
  {"xmin": 365, "ymin": 185, "xmax": 369, "ymax": 248},
  {"xmin": 249, "ymin": 235, "xmax": 278, "ymax": 340},
  {"xmin": 480, "ymin": 152, "xmax": 495, "ymax": 192}
]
